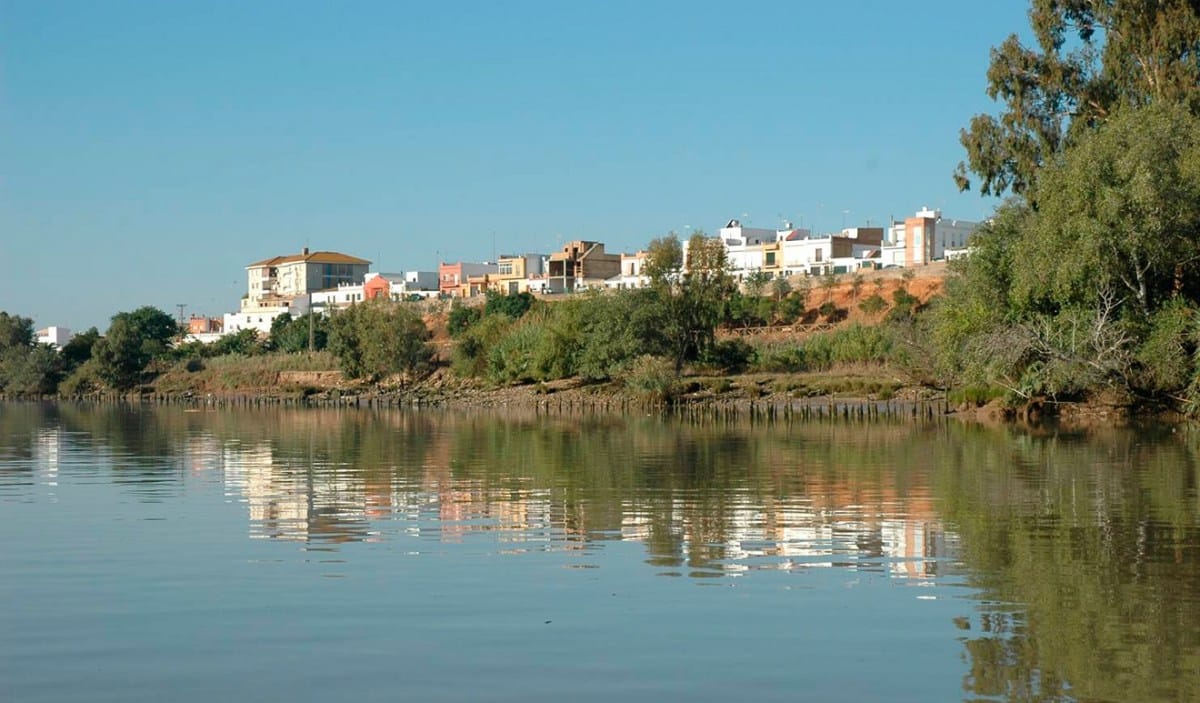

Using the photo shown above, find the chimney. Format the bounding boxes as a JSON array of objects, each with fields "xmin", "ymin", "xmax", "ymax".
[{"xmin": 302, "ymin": 246, "xmax": 309, "ymax": 255}]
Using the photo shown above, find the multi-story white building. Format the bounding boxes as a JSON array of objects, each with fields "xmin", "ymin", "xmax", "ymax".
[
  {"xmin": 224, "ymin": 247, "xmax": 372, "ymax": 336},
  {"xmin": 242, "ymin": 248, "xmax": 371, "ymax": 312}
]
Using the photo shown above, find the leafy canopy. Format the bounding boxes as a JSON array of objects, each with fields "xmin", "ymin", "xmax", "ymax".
[{"xmin": 956, "ymin": 0, "xmax": 1200, "ymax": 197}]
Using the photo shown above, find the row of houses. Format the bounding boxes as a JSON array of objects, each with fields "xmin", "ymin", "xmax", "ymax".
[{"xmin": 195, "ymin": 207, "xmax": 978, "ymax": 340}]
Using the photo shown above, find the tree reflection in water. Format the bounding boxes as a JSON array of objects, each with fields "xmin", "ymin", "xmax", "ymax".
[{"xmin": 1, "ymin": 403, "xmax": 1197, "ymax": 700}]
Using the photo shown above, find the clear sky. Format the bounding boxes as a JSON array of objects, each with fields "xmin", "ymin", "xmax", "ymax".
[{"xmin": 1, "ymin": 0, "xmax": 1027, "ymax": 331}]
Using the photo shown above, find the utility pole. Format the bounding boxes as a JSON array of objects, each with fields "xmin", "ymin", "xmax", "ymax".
[{"xmin": 308, "ymin": 292, "xmax": 314, "ymax": 353}]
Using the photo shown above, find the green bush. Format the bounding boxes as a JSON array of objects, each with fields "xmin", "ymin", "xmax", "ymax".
[
  {"xmin": 447, "ymin": 303, "xmax": 482, "ymax": 338},
  {"xmin": 801, "ymin": 324, "xmax": 895, "ymax": 369},
  {"xmin": 487, "ymin": 320, "xmax": 551, "ymax": 384},
  {"xmin": 58, "ymin": 358, "xmax": 102, "ymax": 395},
  {"xmin": 700, "ymin": 338, "xmax": 755, "ymax": 373},
  {"xmin": 1136, "ymin": 299, "xmax": 1197, "ymax": 393},
  {"xmin": 452, "ymin": 314, "xmax": 511, "ymax": 377},
  {"xmin": 752, "ymin": 342, "xmax": 807, "ymax": 372},
  {"xmin": 328, "ymin": 301, "xmax": 434, "ymax": 382},
  {"xmin": 621, "ymin": 355, "xmax": 679, "ymax": 404},
  {"xmin": 858, "ymin": 294, "xmax": 887, "ymax": 314},
  {"xmin": 484, "ymin": 291, "xmax": 535, "ymax": 319}
]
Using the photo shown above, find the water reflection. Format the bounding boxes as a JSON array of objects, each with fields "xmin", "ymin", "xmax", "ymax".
[{"xmin": 2, "ymin": 403, "xmax": 1199, "ymax": 701}]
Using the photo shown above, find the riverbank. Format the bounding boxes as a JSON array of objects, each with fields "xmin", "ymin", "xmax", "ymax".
[{"xmin": 16, "ymin": 360, "xmax": 1149, "ymax": 430}]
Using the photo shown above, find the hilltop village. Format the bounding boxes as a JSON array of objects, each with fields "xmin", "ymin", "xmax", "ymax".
[{"xmin": 159, "ymin": 207, "xmax": 976, "ymax": 342}]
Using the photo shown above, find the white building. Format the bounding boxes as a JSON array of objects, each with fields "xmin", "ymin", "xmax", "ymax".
[
  {"xmin": 889, "ymin": 207, "xmax": 979, "ymax": 266},
  {"xmin": 719, "ymin": 219, "xmax": 883, "ymax": 278},
  {"xmin": 36, "ymin": 326, "xmax": 72, "ymax": 348},
  {"xmin": 605, "ymin": 251, "xmax": 651, "ymax": 289},
  {"xmin": 719, "ymin": 220, "xmax": 787, "ymax": 274},
  {"xmin": 242, "ymin": 248, "xmax": 371, "ymax": 312},
  {"xmin": 223, "ymin": 307, "xmax": 289, "ymax": 336},
  {"xmin": 379, "ymin": 271, "xmax": 439, "ymax": 296}
]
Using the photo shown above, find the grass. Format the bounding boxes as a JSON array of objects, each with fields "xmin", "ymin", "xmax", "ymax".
[
  {"xmin": 154, "ymin": 351, "xmax": 340, "ymax": 394},
  {"xmin": 947, "ymin": 384, "xmax": 1008, "ymax": 406}
]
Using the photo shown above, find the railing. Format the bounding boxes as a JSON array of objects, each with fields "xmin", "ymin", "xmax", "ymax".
[{"xmin": 725, "ymin": 322, "xmax": 836, "ymax": 337}]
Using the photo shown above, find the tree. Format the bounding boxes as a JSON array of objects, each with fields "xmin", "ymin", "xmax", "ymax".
[
  {"xmin": 956, "ymin": 0, "xmax": 1200, "ymax": 197},
  {"xmin": 93, "ymin": 316, "xmax": 149, "ymax": 390},
  {"xmin": 211, "ymin": 328, "xmax": 265, "ymax": 356},
  {"xmin": 742, "ymin": 270, "xmax": 771, "ymax": 297},
  {"xmin": 328, "ymin": 301, "xmax": 434, "ymax": 382},
  {"xmin": 576, "ymin": 289, "xmax": 670, "ymax": 380},
  {"xmin": 59, "ymin": 327, "xmax": 100, "ymax": 372},
  {"xmin": 644, "ymin": 232, "xmax": 735, "ymax": 371},
  {"xmin": 820, "ymin": 271, "xmax": 840, "ymax": 305},
  {"xmin": 1014, "ymin": 102, "xmax": 1200, "ymax": 319},
  {"xmin": 0, "ymin": 312, "xmax": 34, "ymax": 350},
  {"xmin": 268, "ymin": 313, "xmax": 329, "ymax": 352},
  {"xmin": 0, "ymin": 344, "xmax": 61, "ymax": 395},
  {"xmin": 770, "ymin": 276, "xmax": 792, "ymax": 301},
  {"xmin": 92, "ymin": 306, "xmax": 178, "ymax": 390}
]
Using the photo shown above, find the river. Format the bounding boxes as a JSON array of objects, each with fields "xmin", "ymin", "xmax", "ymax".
[{"xmin": 1, "ymin": 403, "xmax": 1197, "ymax": 702}]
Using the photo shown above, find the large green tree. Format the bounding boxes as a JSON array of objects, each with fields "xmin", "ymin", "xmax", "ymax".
[
  {"xmin": 328, "ymin": 301, "xmax": 434, "ymax": 382},
  {"xmin": 644, "ymin": 232, "xmax": 735, "ymax": 372},
  {"xmin": 956, "ymin": 0, "xmax": 1200, "ymax": 197},
  {"xmin": 1015, "ymin": 102, "xmax": 1200, "ymax": 317},
  {"xmin": 92, "ymin": 307, "xmax": 179, "ymax": 390}
]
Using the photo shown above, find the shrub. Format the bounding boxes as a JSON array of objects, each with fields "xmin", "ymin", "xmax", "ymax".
[
  {"xmin": 752, "ymin": 342, "xmax": 807, "ymax": 373},
  {"xmin": 452, "ymin": 314, "xmax": 511, "ymax": 377},
  {"xmin": 328, "ymin": 301, "xmax": 434, "ymax": 382},
  {"xmin": 487, "ymin": 321, "xmax": 550, "ymax": 384},
  {"xmin": 1136, "ymin": 299, "xmax": 1197, "ymax": 393},
  {"xmin": 621, "ymin": 355, "xmax": 679, "ymax": 404},
  {"xmin": 948, "ymin": 385, "xmax": 1007, "ymax": 406},
  {"xmin": 484, "ymin": 291, "xmax": 535, "ymax": 319},
  {"xmin": 58, "ymin": 358, "xmax": 102, "ymax": 395},
  {"xmin": 706, "ymin": 378, "xmax": 732, "ymax": 394},
  {"xmin": 447, "ymin": 303, "xmax": 482, "ymax": 338},
  {"xmin": 700, "ymin": 338, "xmax": 755, "ymax": 373},
  {"xmin": 858, "ymin": 294, "xmax": 887, "ymax": 314}
]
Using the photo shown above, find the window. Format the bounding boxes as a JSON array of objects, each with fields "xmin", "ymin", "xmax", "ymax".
[
  {"xmin": 765, "ymin": 252, "xmax": 776, "ymax": 266},
  {"xmin": 321, "ymin": 263, "xmax": 356, "ymax": 289},
  {"xmin": 814, "ymin": 249, "xmax": 823, "ymax": 262},
  {"xmin": 498, "ymin": 261, "xmax": 514, "ymax": 276}
]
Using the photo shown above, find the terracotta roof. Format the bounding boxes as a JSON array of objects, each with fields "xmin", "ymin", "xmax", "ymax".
[{"xmin": 246, "ymin": 251, "xmax": 371, "ymax": 268}]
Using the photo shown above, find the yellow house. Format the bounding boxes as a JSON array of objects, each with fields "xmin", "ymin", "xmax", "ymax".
[{"xmin": 487, "ymin": 254, "xmax": 546, "ymax": 295}]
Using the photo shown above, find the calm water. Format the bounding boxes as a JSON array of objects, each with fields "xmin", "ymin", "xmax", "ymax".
[{"xmin": 1, "ymin": 404, "xmax": 1198, "ymax": 702}]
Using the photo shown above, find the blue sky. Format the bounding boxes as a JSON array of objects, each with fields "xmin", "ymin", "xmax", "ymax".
[{"xmin": 1, "ymin": 1, "xmax": 1027, "ymax": 330}]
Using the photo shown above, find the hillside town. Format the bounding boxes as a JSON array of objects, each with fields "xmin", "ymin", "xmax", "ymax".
[{"xmin": 157, "ymin": 206, "xmax": 975, "ymax": 345}]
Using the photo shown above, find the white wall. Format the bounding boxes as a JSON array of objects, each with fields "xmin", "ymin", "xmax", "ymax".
[
  {"xmin": 223, "ymin": 310, "xmax": 287, "ymax": 336},
  {"xmin": 36, "ymin": 326, "xmax": 72, "ymax": 348}
]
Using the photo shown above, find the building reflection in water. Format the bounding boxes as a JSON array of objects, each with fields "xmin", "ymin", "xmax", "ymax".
[{"xmin": 217, "ymin": 431, "xmax": 953, "ymax": 579}]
